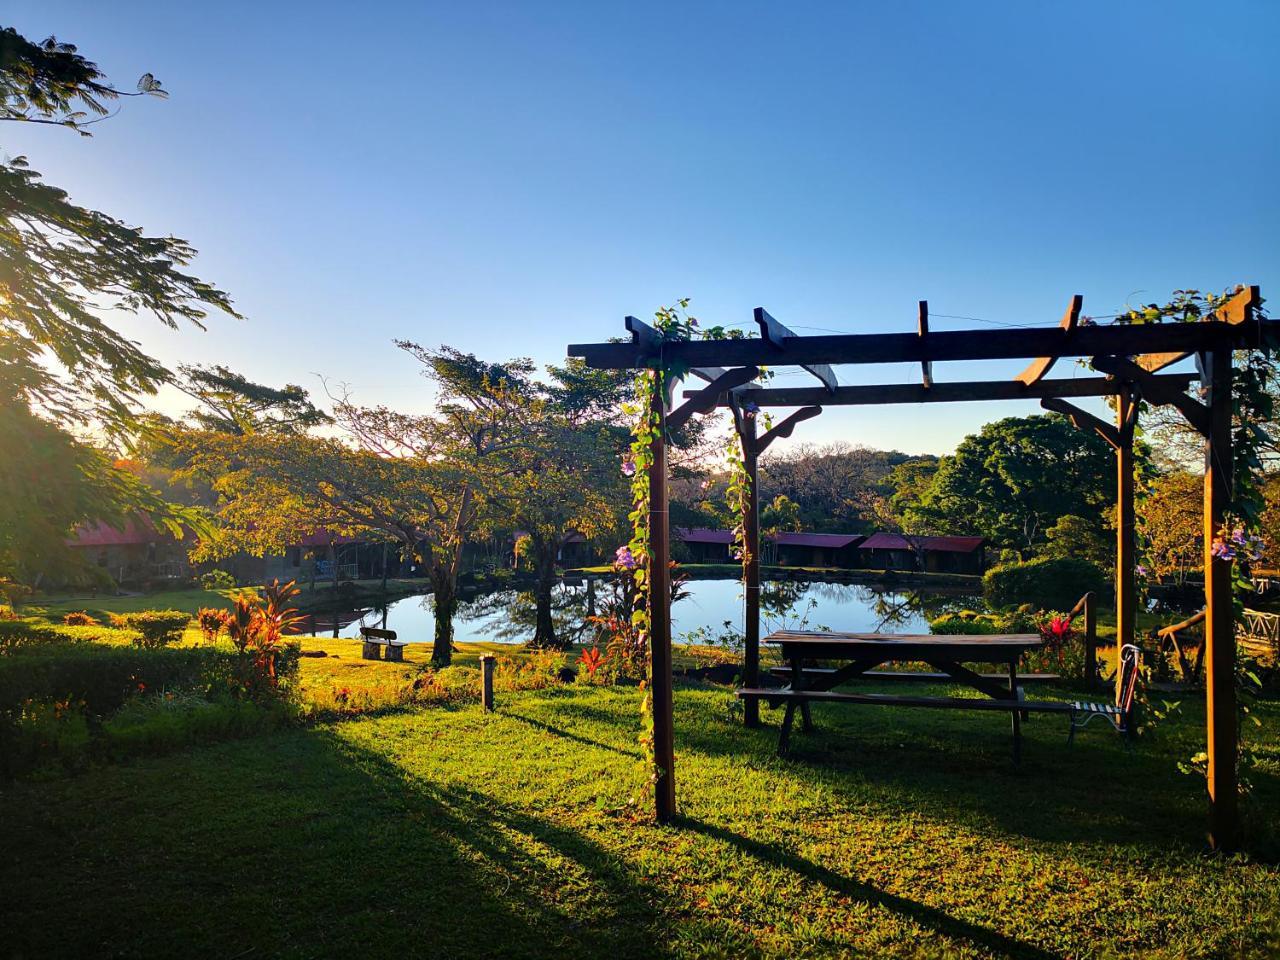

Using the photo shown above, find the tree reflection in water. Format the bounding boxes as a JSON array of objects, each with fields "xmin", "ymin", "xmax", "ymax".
[{"xmin": 329, "ymin": 576, "xmax": 980, "ymax": 647}]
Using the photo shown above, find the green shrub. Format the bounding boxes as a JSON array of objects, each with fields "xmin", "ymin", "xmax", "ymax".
[
  {"xmin": 200, "ymin": 569, "xmax": 237, "ymax": 590},
  {"xmin": 0, "ymin": 620, "xmax": 61, "ymax": 653},
  {"xmin": 0, "ymin": 697, "xmax": 91, "ymax": 776},
  {"xmin": 929, "ymin": 614, "xmax": 1004, "ymax": 635},
  {"xmin": 0, "ymin": 646, "xmax": 228, "ymax": 718},
  {"xmin": 111, "ymin": 610, "xmax": 191, "ymax": 649},
  {"xmin": 100, "ymin": 693, "xmax": 288, "ymax": 761},
  {"xmin": 0, "ymin": 644, "xmax": 302, "ymax": 776},
  {"xmin": 983, "ymin": 557, "xmax": 1107, "ymax": 610}
]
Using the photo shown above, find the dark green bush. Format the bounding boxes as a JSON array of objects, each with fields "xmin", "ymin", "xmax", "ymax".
[
  {"xmin": 0, "ymin": 643, "xmax": 302, "ymax": 777},
  {"xmin": 111, "ymin": 610, "xmax": 191, "ymax": 648},
  {"xmin": 0, "ymin": 646, "xmax": 228, "ymax": 718},
  {"xmin": 983, "ymin": 557, "xmax": 1108, "ymax": 611},
  {"xmin": 0, "ymin": 697, "xmax": 91, "ymax": 775}
]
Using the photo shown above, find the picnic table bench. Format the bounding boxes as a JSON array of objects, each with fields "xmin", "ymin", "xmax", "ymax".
[
  {"xmin": 738, "ymin": 631, "xmax": 1072, "ymax": 762},
  {"xmin": 360, "ymin": 626, "xmax": 406, "ymax": 662}
]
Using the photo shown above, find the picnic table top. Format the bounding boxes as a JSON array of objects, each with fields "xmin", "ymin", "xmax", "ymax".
[{"xmin": 765, "ymin": 630, "xmax": 1041, "ymax": 650}]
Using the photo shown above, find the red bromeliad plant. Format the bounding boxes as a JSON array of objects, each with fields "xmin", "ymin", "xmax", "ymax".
[{"xmin": 577, "ymin": 645, "xmax": 605, "ymax": 679}]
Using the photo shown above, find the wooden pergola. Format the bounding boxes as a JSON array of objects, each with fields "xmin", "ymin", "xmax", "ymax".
[{"xmin": 568, "ymin": 285, "xmax": 1267, "ymax": 850}]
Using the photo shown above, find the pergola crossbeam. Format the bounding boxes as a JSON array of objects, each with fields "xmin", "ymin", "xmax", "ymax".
[
  {"xmin": 687, "ymin": 373, "xmax": 1197, "ymax": 408},
  {"xmin": 571, "ymin": 319, "xmax": 1262, "ymax": 370},
  {"xmin": 918, "ymin": 301, "xmax": 932, "ymax": 389}
]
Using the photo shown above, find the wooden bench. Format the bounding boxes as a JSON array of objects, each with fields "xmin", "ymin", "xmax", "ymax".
[
  {"xmin": 769, "ymin": 666, "xmax": 1062, "ymax": 684},
  {"xmin": 737, "ymin": 687, "xmax": 1073, "ymax": 759},
  {"xmin": 360, "ymin": 627, "xmax": 405, "ymax": 662}
]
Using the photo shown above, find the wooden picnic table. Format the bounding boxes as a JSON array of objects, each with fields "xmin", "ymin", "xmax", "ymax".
[{"xmin": 738, "ymin": 630, "xmax": 1065, "ymax": 762}]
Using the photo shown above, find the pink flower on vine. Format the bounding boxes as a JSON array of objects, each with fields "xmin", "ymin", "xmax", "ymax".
[
  {"xmin": 615, "ymin": 546, "xmax": 637, "ymax": 571},
  {"xmin": 621, "ymin": 456, "xmax": 636, "ymax": 477}
]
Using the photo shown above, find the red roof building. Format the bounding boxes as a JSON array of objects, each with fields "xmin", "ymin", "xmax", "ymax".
[{"xmin": 859, "ymin": 533, "xmax": 986, "ymax": 574}]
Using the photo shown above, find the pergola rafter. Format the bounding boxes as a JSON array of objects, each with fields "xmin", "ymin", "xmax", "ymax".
[{"xmin": 567, "ymin": 284, "xmax": 1268, "ymax": 851}]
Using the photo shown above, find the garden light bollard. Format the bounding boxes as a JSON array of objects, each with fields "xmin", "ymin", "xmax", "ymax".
[{"xmin": 481, "ymin": 655, "xmax": 495, "ymax": 712}]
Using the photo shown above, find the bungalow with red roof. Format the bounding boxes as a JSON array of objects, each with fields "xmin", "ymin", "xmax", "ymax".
[
  {"xmin": 772, "ymin": 532, "xmax": 865, "ymax": 568},
  {"xmin": 673, "ymin": 529, "xmax": 866, "ymax": 568},
  {"xmin": 858, "ymin": 533, "xmax": 986, "ymax": 575},
  {"xmin": 67, "ymin": 517, "xmax": 193, "ymax": 586}
]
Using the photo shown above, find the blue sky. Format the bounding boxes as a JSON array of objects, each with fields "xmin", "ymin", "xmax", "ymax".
[{"xmin": 8, "ymin": 1, "xmax": 1278, "ymax": 455}]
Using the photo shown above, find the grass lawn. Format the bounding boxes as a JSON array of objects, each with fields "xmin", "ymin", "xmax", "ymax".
[{"xmin": 3, "ymin": 674, "xmax": 1278, "ymax": 958}]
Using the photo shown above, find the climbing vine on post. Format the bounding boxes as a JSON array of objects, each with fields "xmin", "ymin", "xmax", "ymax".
[
  {"xmin": 618, "ymin": 301, "xmax": 700, "ymax": 788},
  {"xmin": 1120, "ymin": 287, "xmax": 1274, "ymax": 801}
]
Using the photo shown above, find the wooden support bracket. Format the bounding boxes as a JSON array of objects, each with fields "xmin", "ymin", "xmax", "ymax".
[
  {"xmin": 755, "ymin": 307, "xmax": 839, "ymax": 393},
  {"xmin": 667, "ymin": 366, "xmax": 759, "ymax": 432},
  {"xmin": 918, "ymin": 301, "xmax": 932, "ymax": 389},
  {"xmin": 755, "ymin": 406, "xmax": 824, "ymax": 454},
  {"xmin": 1091, "ymin": 355, "xmax": 1211, "ymax": 437},
  {"xmin": 1041, "ymin": 396, "xmax": 1122, "ymax": 449},
  {"xmin": 1015, "ymin": 295, "xmax": 1083, "ymax": 386}
]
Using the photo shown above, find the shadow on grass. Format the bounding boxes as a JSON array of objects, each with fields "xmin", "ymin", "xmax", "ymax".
[
  {"xmin": 550, "ymin": 684, "xmax": 1219, "ymax": 850},
  {"xmin": 500, "ymin": 708, "xmax": 643, "ymax": 759},
  {"xmin": 678, "ymin": 814, "xmax": 1063, "ymax": 960}
]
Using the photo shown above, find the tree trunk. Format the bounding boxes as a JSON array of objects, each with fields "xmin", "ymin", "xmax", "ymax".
[
  {"xmin": 431, "ymin": 565, "xmax": 455, "ymax": 668},
  {"xmin": 328, "ymin": 542, "xmax": 338, "ymax": 596},
  {"xmin": 528, "ymin": 541, "xmax": 564, "ymax": 649},
  {"xmin": 380, "ymin": 542, "xmax": 388, "ymax": 592}
]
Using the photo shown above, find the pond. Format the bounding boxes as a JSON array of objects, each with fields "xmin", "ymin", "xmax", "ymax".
[{"xmin": 296, "ymin": 576, "xmax": 979, "ymax": 647}]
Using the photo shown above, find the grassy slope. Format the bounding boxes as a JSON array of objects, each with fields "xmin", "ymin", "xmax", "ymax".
[{"xmin": 2, "ymin": 680, "xmax": 1277, "ymax": 959}]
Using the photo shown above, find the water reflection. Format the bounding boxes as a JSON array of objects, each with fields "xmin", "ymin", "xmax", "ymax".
[{"xmin": 293, "ymin": 575, "xmax": 979, "ymax": 646}]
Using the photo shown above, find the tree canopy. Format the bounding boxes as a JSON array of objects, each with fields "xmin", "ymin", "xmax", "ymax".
[
  {"xmin": 913, "ymin": 414, "xmax": 1117, "ymax": 556},
  {"xmin": 0, "ymin": 25, "xmax": 234, "ymax": 587}
]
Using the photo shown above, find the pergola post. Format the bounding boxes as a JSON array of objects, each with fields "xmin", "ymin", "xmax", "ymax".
[
  {"xmin": 648, "ymin": 377, "xmax": 677, "ymax": 824},
  {"xmin": 650, "ymin": 376, "xmax": 680, "ymax": 829},
  {"xmin": 1115, "ymin": 388, "xmax": 1137, "ymax": 701},
  {"xmin": 741, "ymin": 413, "xmax": 761, "ymax": 728},
  {"xmin": 1203, "ymin": 348, "xmax": 1238, "ymax": 851}
]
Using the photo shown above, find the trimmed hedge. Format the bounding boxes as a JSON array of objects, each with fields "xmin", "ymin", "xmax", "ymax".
[
  {"xmin": 983, "ymin": 556, "xmax": 1108, "ymax": 611},
  {"xmin": 109, "ymin": 610, "xmax": 191, "ymax": 648},
  {"xmin": 0, "ymin": 646, "xmax": 229, "ymax": 718}
]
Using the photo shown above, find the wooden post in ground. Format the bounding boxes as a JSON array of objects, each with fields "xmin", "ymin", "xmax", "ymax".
[
  {"xmin": 741, "ymin": 413, "xmax": 761, "ymax": 728},
  {"xmin": 649, "ymin": 376, "xmax": 677, "ymax": 823},
  {"xmin": 1116, "ymin": 389, "xmax": 1137, "ymax": 701},
  {"xmin": 1080, "ymin": 591, "xmax": 1098, "ymax": 687},
  {"xmin": 480, "ymin": 655, "xmax": 495, "ymax": 712},
  {"xmin": 1203, "ymin": 348, "xmax": 1238, "ymax": 851}
]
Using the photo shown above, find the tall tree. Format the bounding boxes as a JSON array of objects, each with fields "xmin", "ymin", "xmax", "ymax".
[
  {"xmin": 917, "ymin": 414, "xmax": 1115, "ymax": 556},
  {"xmin": 0, "ymin": 26, "xmax": 236, "ymax": 586}
]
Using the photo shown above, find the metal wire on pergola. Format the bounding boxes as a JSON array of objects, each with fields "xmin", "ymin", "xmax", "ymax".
[{"xmin": 568, "ymin": 285, "xmax": 1266, "ymax": 851}]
